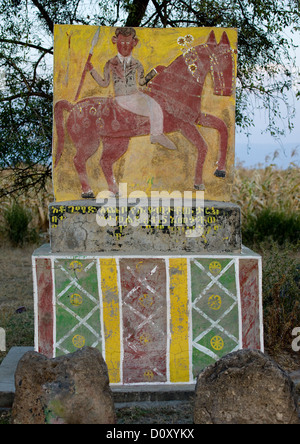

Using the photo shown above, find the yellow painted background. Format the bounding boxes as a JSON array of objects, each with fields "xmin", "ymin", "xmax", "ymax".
[{"xmin": 53, "ymin": 25, "xmax": 238, "ymax": 202}]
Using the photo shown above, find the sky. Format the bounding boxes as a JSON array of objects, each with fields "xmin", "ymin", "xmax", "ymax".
[{"xmin": 235, "ymin": 28, "xmax": 300, "ymax": 169}]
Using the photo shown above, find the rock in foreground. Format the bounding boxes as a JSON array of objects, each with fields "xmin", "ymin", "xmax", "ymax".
[
  {"xmin": 12, "ymin": 347, "xmax": 116, "ymax": 424},
  {"xmin": 194, "ymin": 349, "xmax": 299, "ymax": 424}
]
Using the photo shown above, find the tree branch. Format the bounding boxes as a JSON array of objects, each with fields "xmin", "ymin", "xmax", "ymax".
[
  {"xmin": 0, "ymin": 38, "xmax": 53, "ymax": 54},
  {"xmin": 151, "ymin": 0, "xmax": 176, "ymax": 27},
  {"xmin": 31, "ymin": 0, "xmax": 54, "ymax": 34},
  {"xmin": 0, "ymin": 92, "xmax": 52, "ymax": 102}
]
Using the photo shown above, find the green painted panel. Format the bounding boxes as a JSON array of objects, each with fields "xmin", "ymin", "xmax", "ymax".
[
  {"xmin": 191, "ymin": 258, "xmax": 239, "ymax": 377},
  {"xmin": 54, "ymin": 259, "xmax": 102, "ymax": 356}
]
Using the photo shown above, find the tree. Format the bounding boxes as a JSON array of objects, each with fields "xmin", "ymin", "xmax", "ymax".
[{"xmin": 0, "ymin": 0, "xmax": 299, "ymax": 196}]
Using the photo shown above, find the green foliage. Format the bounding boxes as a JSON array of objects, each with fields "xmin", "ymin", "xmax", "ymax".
[
  {"xmin": 3, "ymin": 202, "xmax": 33, "ymax": 246},
  {"xmin": 242, "ymin": 208, "xmax": 300, "ymax": 245},
  {"xmin": 260, "ymin": 241, "xmax": 300, "ymax": 353}
]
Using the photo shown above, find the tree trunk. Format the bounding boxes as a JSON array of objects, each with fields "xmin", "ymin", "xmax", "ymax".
[{"xmin": 125, "ymin": 0, "xmax": 150, "ymax": 27}]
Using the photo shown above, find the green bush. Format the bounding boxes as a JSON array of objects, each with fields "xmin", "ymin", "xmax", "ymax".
[
  {"xmin": 242, "ymin": 208, "xmax": 300, "ymax": 245},
  {"xmin": 261, "ymin": 241, "xmax": 300, "ymax": 353},
  {"xmin": 3, "ymin": 202, "xmax": 33, "ymax": 246}
]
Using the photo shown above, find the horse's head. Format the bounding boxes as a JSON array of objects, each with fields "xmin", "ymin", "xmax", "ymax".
[{"xmin": 191, "ymin": 30, "xmax": 236, "ymax": 96}]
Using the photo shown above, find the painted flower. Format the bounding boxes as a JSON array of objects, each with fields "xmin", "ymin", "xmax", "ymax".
[
  {"xmin": 184, "ymin": 49, "xmax": 198, "ymax": 64},
  {"xmin": 188, "ymin": 63, "xmax": 197, "ymax": 73},
  {"xmin": 185, "ymin": 34, "xmax": 194, "ymax": 43},
  {"xmin": 177, "ymin": 36, "xmax": 186, "ymax": 46}
]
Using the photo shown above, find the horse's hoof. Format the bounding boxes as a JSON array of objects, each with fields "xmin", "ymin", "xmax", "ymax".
[
  {"xmin": 194, "ymin": 183, "xmax": 205, "ymax": 191},
  {"xmin": 214, "ymin": 169, "xmax": 226, "ymax": 178},
  {"xmin": 82, "ymin": 190, "xmax": 95, "ymax": 199}
]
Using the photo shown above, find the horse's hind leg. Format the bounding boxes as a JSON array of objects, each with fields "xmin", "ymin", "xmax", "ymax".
[
  {"xmin": 198, "ymin": 113, "xmax": 228, "ymax": 176},
  {"xmin": 180, "ymin": 122, "xmax": 208, "ymax": 190},
  {"xmin": 73, "ymin": 138, "xmax": 100, "ymax": 198},
  {"xmin": 100, "ymin": 137, "xmax": 130, "ymax": 195}
]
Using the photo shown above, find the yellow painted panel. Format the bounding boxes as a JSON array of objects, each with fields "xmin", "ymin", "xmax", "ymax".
[
  {"xmin": 169, "ymin": 258, "xmax": 190, "ymax": 383},
  {"xmin": 53, "ymin": 25, "xmax": 238, "ymax": 202},
  {"xmin": 100, "ymin": 258, "xmax": 121, "ymax": 384}
]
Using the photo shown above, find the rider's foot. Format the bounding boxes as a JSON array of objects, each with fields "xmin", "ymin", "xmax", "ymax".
[{"xmin": 151, "ymin": 134, "xmax": 177, "ymax": 150}]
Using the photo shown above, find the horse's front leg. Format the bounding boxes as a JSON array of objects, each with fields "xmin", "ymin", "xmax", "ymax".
[
  {"xmin": 100, "ymin": 137, "xmax": 130, "ymax": 195},
  {"xmin": 197, "ymin": 112, "xmax": 228, "ymax": 177},
  {"xmin": 180, "ymin": 122, "xmax": 208, "ymax": 190}
]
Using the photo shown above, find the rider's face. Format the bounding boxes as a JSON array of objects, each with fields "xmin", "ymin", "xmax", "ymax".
[{"xmin": 116, "ymin": 34, "xmax": 136, "ymax": 57}]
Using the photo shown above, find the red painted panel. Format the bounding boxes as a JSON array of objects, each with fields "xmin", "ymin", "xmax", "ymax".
[
  {"xmin": 36, "ymin": 258, "xmax": 54, "ymax": 358},
  {"xmin": 120, "ymin": 259, "xmax": 167, "ymax": 384},
  {"xmin": 239, "ymin": 259, "xmax": 261, "ymax": 350}
]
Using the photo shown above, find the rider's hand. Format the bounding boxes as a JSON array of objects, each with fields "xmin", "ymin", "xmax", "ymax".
[{"xmin": 86, "ymin": 60, "xmax": 94, "ymax": 72}]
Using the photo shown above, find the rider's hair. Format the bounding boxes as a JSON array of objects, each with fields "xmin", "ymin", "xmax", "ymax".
[{"xmin": 115, "ymin": 27, "xmax": 137, "ymax": 40}]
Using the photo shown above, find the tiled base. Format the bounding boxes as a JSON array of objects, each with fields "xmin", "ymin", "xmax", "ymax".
[{"xmin": 33, "ymin": 244, "xmax": 263, "ymax": 385}]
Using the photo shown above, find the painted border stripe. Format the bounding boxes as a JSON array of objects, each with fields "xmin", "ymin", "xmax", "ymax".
[
  {"xmin": 100, "ymin": 258, "xmax": 121, "ymax": 384},
  {"xmin": 239, "ymin": 259, "xmax": 261, "ymax": 351},
  {"xmin": 169, "ymin": 258, "xmax": 190, "ymax": 383},
  {"xmin": 35, "ymin": 258, "xmax": 54, "ymax": 358}
]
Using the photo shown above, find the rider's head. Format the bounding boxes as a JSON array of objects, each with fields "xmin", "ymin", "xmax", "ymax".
[{"xmin": 112, "ymin": 27, "xmax": 138, "ymax": 57}]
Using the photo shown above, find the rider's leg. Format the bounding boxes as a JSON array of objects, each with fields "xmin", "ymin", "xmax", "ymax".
[{"xmin": 115, "ymin": 92, "xmax": 177, "ymax": 150}]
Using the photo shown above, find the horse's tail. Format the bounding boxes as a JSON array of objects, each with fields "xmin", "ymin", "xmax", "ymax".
[{"xmin": 54, "ymin": 100, "xmax": 74, "ymax": 168}]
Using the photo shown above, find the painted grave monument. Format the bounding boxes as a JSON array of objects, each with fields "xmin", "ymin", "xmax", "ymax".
[{"xmin": 33, "ymin": 26, "xmax": 263, "ymax": 386}]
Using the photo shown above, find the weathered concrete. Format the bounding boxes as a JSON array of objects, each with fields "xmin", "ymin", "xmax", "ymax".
[
  {"xmin": 49, "ymin": 199, "xmax": 241, "ymax": 254},
  {"xmin": 0, "ymin": 347, "xmax": 34, "ymax": 408}
]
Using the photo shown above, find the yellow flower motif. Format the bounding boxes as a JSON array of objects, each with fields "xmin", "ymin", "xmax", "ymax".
[{"xmin": 185, "ymin": 34, "xmax": 194, "ymax": 43}]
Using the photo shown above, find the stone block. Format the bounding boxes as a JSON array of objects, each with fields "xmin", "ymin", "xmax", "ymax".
[
  {"xmin": 194, "ymin": 349, "xmax": 300, "ymax": 424},
  {"xmin": 12, "ymin": 347, "xmax": 116, "ymax": 424},
  {"xmin": 49, "ymin": 199, "xmax": 241, "ymax": 254}
]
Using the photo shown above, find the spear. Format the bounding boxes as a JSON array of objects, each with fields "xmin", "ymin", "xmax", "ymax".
[{"xmin": 75, "ymin": 27, "xmax": 100, "ymax": 101}]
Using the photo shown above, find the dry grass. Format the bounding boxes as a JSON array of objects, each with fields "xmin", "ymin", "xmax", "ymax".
[
  {"xmin": 0, "ymin": 244, "xmax": 36, "ymax": 364},
  {"xmin": 232, "ymin": 164, "xmax": 300, "ymax": 218}
]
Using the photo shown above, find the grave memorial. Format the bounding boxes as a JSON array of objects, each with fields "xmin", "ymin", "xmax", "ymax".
[{"xmin": 32, "ymin": 25, "xmax": 263, "ymax": 385}]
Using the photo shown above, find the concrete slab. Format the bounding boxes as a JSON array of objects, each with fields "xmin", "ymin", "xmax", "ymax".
[
  {"xmin": 0, "ymin": 347, "xmax": 34, "ymax": 408},
  {"xmin": 49, "ymin": 199, "xmax": 242, "ymax": 254},
  {"xmin": 111, "ymin": 384, "xmax": 195, "ymax": 404}
]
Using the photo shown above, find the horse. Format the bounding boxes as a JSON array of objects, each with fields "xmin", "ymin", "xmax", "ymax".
[{"xmin": 54, "ymin": 30, "xmax": 236, "ymax": 198}]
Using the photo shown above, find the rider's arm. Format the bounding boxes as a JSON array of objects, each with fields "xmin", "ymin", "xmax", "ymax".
[
  {"xmin": 88, "ymin": 60, "xmax": 110, "ymax": 88},
  {"xmin": 137, "ymin": 61, "xmax": 157, "ymax": 86},
  {"xmin": 138, "ymin": 63, "xmax": 167, "ymax": 86}
]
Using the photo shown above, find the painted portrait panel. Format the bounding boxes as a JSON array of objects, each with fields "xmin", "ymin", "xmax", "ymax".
[{"xmin": 53, "ymin": 26, "xmax": 237, "ymax": 201}]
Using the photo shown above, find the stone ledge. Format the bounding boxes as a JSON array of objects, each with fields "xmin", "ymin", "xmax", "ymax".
[{"xmin": 49, "ymin": 199, "xmax": 241, "ymax": 254}]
